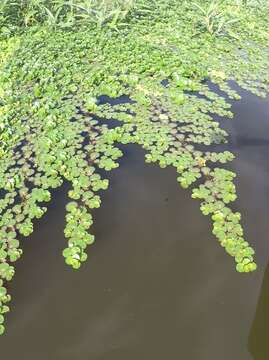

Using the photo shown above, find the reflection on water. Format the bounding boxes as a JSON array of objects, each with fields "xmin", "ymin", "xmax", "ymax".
[
  {"xmin": 226, "ymin": 88, "xmax": 269, "ymax": 360},
  {"xmin": 0, "ymin": 89, "xmax": 268, "ymax": 359},
  {"xmin": 249, "ymin": 262, "xmax": 269, "ymax": 360}
]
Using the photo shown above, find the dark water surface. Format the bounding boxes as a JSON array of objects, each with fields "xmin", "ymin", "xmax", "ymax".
[{"xmin": 1, "ymin": 89, "xmax": 269, "ymax": 359}]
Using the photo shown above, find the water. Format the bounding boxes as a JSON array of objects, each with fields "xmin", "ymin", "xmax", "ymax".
[{"xmin": 1, "ymin": 89, "xmax": 269, "ymax": 359}]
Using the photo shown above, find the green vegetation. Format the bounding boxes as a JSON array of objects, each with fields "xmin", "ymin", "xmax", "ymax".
[
  {"xmin": 0, "ymin": 0, "xmax": 138, "ymax": 33},
  {"xmin": 0, "ymin": 0, "xmax": 269, "ymax": 334}
]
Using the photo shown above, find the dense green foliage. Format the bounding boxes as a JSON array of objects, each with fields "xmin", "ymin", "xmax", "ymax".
[
  {"xmin": 0, "ymin": 0, "xmax": 139, "ymax": 34},
  {"xmin": 0, "ymin": 0, "xmax": 269, "ymax": 334}
]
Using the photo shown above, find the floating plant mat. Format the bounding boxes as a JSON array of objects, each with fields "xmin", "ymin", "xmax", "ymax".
[{"xmin": 0, "ymin": 0, "xmax": 269, "ymax": 335}]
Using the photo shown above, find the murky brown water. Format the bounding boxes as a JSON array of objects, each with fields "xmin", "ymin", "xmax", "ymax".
[{"xmin": 1, "ymin": 88, "xmax": 269, "ymax": 360}]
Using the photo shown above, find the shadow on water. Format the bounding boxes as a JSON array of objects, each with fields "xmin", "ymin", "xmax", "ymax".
[{"xmin": 0, "ymin": 88, "xmax": 269, "ymax": 360}]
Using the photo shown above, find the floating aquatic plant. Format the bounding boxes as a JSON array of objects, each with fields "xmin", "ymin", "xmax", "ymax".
[{"xmin": 0, "ymin": 0, "xmax": 269, "ymax": 335}]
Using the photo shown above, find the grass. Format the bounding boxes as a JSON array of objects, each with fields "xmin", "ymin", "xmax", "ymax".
[{"xmin": 0, "ymin": 0, "xmax": 138, "ymax": 32}]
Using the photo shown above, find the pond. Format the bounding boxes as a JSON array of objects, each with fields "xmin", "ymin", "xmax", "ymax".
[{"xmin": 1, "ymin": 87, "xmax": 269, "ymax": 360}]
